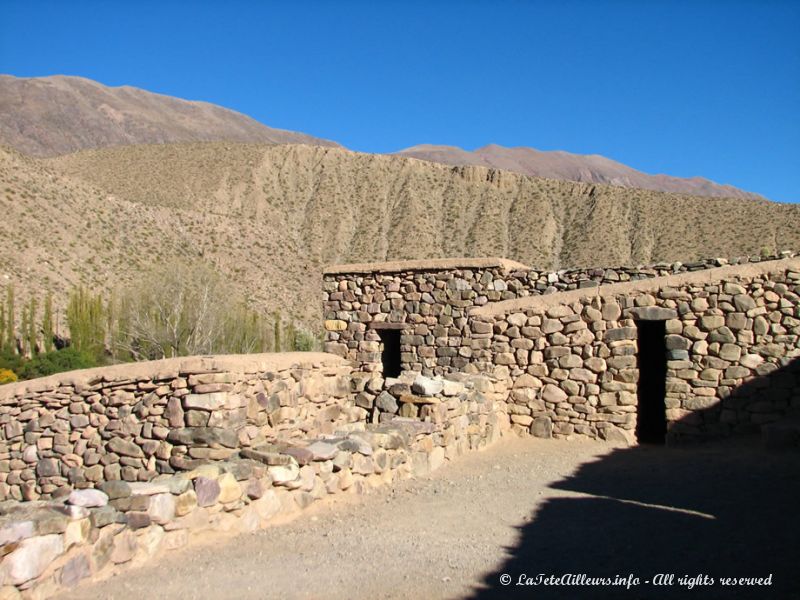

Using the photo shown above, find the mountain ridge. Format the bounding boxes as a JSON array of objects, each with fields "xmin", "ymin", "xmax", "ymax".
[
  {"xmin": 0, "ymin": 74, "xmax": 770, "ymax": 200},
  {"xmin": 394, "ymin": 143, "xmax": 763, "ymax": 200},
  {"xmin": 0, "ymin": 74, "xmax": 340, "ymax": 157}
]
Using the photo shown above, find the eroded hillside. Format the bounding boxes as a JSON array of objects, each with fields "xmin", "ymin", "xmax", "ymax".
[{"xmin": 2, "ymin": 142, "xmax": 798, "ymax": 331}]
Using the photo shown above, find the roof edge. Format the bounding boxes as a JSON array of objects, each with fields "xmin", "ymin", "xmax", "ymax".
[
  {"xmin": 473, "ymin": 257, "xmax": 800, "ymax": 319},
  {"xmin": 324, "ymin": 257, "xmax": 531, "ymax": 275}
]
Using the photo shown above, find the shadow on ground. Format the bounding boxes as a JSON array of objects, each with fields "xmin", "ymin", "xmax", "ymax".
[{"xmin": 468, "ymin": 358, "xmax": 800, "ymax": 600}]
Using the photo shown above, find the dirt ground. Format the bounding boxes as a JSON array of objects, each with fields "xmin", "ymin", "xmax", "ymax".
[{"xmin": 57, "ymin": 436, "xmax": 800, "ymax": 600}]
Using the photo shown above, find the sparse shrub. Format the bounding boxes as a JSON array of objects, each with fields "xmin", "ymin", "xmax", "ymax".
[{"xmin": 293, "ymin": 328, "xmax": 319, "ymax": 352}]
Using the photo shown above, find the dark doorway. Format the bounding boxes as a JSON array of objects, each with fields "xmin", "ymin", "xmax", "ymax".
[
  {"xmin": 636, "ymin": 320, "xmax": 667, "ymax": 444},
  {"xmin": 378, "ymin": 329, "xmax": 401, "ymax": 378}
]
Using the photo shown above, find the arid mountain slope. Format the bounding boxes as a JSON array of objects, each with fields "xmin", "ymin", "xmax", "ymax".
[
  {"xmin": 396, "ymin": 144, "xmax": 764, "ymax": 201},
  {"xmin": 0, "ymin": 74, "xmax": 769, "ymax": 200},
  {"xmin": 3, "ymin": 142, "xmax": 798, "ymax": 332},
  {"xmin": 0, "ymin": 75, "xmax": 338, "ymax": 157}
]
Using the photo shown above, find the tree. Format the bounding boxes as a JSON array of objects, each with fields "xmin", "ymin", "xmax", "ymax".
[
  {"xmin": 26, "ymin": 297, "xmax": 37, "ymax": 356},
  {"xmin": 42, "ymin": 292, "xmax": 54, "ymax": 353},
  {"xmin": 66, "ymin": 286, "xmax": 106, "ymax": 361},
  {"xmin": 5, "ymin": 285, "xmax": 14, "ymax": 352},
  {"xmin": 113, "ymin": 261, "xmax": 273, "ymax": 360},
  {"xmin": 273, "ymin": 310, "xmax": 282, "ymax": 352},
  {"xmin": 0, "ymin": 301, "xmax": 5, "ymax": 355}
]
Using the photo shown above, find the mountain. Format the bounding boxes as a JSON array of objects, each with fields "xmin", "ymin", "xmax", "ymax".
[
  {"xmin": 0, "ymin": 74, "xmax": 770, "ymax": 200},
  {"xmin": 395, "ymin": 144, "xmax": 763, "ymax": 200},
  {"xmin": 1, "ymin": 141, "xmax": 797, "ymax": 334},
  {"xmin": 0, "ymin": 74, "xmax": 339, "ymax": 157}
]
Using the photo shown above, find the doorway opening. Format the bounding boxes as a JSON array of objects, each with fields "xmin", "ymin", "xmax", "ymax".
[
  {"xmin": 377, "ymin": 329, "xmax": 401, "ymax": 378},
  {"xmin": 636, "ymin": 320, "xmax": 667, "ymax": 444}
]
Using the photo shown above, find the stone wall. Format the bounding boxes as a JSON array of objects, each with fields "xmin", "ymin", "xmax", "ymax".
[
  {"xmin": 0, "ymin": 366, "xmax": 509, "ymax": 598},
  {"xmin": 464, "ymin": 259, "xmax": 800, "ymax": 444},
  {"xmin": 0, "ymin": 354, "xmax": 354, "ymax": 502},
  {"xmin": 323, "ymin": 252, "xmax": 797, "ymax": 378}
]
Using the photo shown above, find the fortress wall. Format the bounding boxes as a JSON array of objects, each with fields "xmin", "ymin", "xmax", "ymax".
[
  {"xmin": 460, "ymin": 259, "xmax": 800, "ymax": 444},
  {"xmin": 0, "ymin": 367, "xmax": 509, "ymax": 598},
  {"xmin": 323, "ymin": 252, "xmax": 797, "ymax": 417},
  {"xmin": 0, "ymin": 353, "xmax": 354, "ymax": 502}
]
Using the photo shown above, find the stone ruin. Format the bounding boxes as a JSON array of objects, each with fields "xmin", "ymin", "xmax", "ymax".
[
  {"xmin": 322, "ymin": 252, "xmax": 800, "ymax": 445},
  {"xmin": 0, "ymin": 251, "xmax": 797, "ymax": 597}
]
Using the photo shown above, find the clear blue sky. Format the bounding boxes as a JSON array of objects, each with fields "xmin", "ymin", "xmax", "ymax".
[{"xmin": 1, "ymin": 0, "xmax": 798, "ymax": 202}]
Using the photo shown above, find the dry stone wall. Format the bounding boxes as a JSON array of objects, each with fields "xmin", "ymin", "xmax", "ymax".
[
  {"xmin": 468, "ymin": 259, "xmax": 800, "ymax": 444},
  {"xmin": 0, "ymin": 354, "xmax": 354, "ymax": 502},
  {"xmin": 323, "ymin": 252, "xmax": 797, "ymax": 377},
  {"xmin": 0, "ymin": 353, "xmax": 510, "ymax": 598}
]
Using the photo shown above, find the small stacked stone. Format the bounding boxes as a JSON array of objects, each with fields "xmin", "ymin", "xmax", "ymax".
[
  {"xmin": 0, "ymin": 377, "xmax": 511, "ymax": 598},
  {"xmin": 0, "ymin": 355, "xmax": 353, "ymax": 502},
  {"xmin": 468, "ymin": 264, "xmax": 800, "ymax": 444}
]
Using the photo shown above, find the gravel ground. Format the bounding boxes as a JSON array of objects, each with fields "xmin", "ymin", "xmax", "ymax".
[{"xmin": 57, "ymin": 436, "xmax": 800, "ymax": 600}]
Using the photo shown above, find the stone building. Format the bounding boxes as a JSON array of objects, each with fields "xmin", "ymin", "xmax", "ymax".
[{"xmin": 323, "ymin": 254, "xmax": 800, "ymax": 445}]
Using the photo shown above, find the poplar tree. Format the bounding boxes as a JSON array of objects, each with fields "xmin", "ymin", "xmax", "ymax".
[
  {"xmin": 42, "ymin": 292, "xmax": 54, "ymax": 353},
  {"xmin": 26, "ymin": 297, "xmax": 37, "ymax": 356},
  {"xmin": 5, "ymin": 286, "xmax": 14, "ymax": 352},
  {"xmin": 273, "ymin": 310, "xmax": 282, "ymax": 352}
]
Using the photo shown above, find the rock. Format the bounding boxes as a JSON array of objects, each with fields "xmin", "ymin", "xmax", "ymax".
[
  {"xmin": 194, "ymin": 477, "xmax": 221, "ymax": 506},
  {"xmin": 733, "ymin": 294, "xmax": 757, "ymax": 312},
  {"xmin": 542, "ymin": 384, "xmax": 567, "ymax": 404},
  {"xmin": 740, "ymin": 354, "xmax": 764, "ymax": 369},
  {"xmin": 411, "ymin": 375, "xmax": 444, "ymax": 396},
  {"xmin": 375, "ymin": 391, "xmax": 398, "ymax": 413},
  {"xmin": 147, "ymin": 493, "xmax": 176, "ymax": 523},
  {"xmin": 0, "ymin": 521, "xmax": 34, "ymax": 546},
  {"xmin": 89, "ymin": 506, "xmax": 122, "ymax": 529},
  {"xmin": 601, "ymin": 426, "xmax": 635, "ymax": 446},
  {"xmin": 241, "ymin": 448, "xmax": 298, "ymax": 466},
  {"xmin": 306, "ymin": 441, "xmax": 339, "ymax": 461},
  {"xmin": 4, "ymin": 534, "xmax": 64, "ymax": 585},
  {"xmin": 628, "ymin": 307, "xmax": 677, "ymax": 320},
  {"xmin": 665, "ymin": 335, "xmax": 691, "ymax": 350},
  {"xmin": 441, "ymin": 380, "xmax": 466, "ymax": 396},
  {"xmin": 166, "ymin": 427, "xmax": 238, "ymax": 448},
  {"xmin": 282, "ymin": 446, "xmax": 314, "ymax": 466},
  {"xmin": 67, "ymin": 489, "xmax": 108, "ymax": 508},
  {"xmin": 22, "ymin": 445, "xmax": 38, "ymax": 463},
  {"xmin": 59, "ymin": 552, "xmax": 91, "ymax": 587},
  {"xmin": 718, "ymin": 343, "xmax": 742, "ymax": 362},
  {"xmin": 110, "ymin": 530, "xmax": 138, "ymax": 564},
  {"xmin": 604, "ymin": 327, "xmax": 636, "ymax": 342},
  {"xmin": 183, "ymin": 392, "xmax": 227, "ymax": 411},
  {"xmin": 98, "ymin": 480, "xmax": 132, "ymax": 499},
  {"xmin": 217, "ymin": 473, "xmax": 242, "ymax": 503},
  {"xmin": 35, "ymin": 458, "xmax": 60, "ymax": 477},
  {"xmin": 138, "ymin": 525, "xmax": 165, "ymax": 557},
  {"xmin": 174, "ymin": 490, "xmax": 198, "ymax": 516},
  {"xmin": 125, "ymin": 512, "xmax": 151, "ymax": 529},
  {"xmin": 268, "ymin": 464, "xmax": 300, "ymax": 486},
  {"xmin": 531, "ymin": 417, "xmax": 553, "ymax": 438},
  {"xmin": 107, "ymin": 437, "xmax": 144, "ymax": 458},
  {"xmin": 428, "ymin": 447, "xmax": 446, "ymax": 471},
  {"xmin": 513, "ymin": 374, "xmax": 541, "ymax": 388}
]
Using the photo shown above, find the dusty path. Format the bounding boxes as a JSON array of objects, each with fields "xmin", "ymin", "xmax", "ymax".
[{"xmin": 58, "ymin": 437, "xmax": 800, "ymax": 600}]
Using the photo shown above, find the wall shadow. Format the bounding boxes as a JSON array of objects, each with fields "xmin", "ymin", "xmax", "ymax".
[{"xmin": 466, "ymin": 358, "xmax": 800, "ymax": 600}]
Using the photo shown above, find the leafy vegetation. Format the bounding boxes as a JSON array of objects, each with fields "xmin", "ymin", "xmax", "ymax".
[{"xmin": 0, "ymin": 270, "xmax": 318, "ymax": 383}]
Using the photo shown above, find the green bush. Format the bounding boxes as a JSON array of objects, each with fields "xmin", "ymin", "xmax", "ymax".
[
  {"xmin": 16, "ymin": 347, "xmax": 97, "ymax": 380},
  {"xmin": 0, "ymin": 349, "xmax": 23, "ymax": 375}
]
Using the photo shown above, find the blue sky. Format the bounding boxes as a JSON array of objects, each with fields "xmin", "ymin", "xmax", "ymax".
[{"xmin": 1, "ymin": 0, "xmax": 798, "ymax": 202}]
